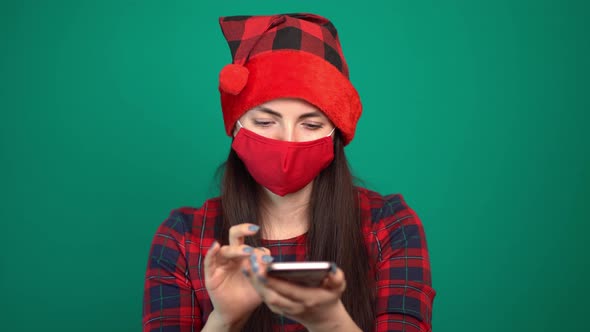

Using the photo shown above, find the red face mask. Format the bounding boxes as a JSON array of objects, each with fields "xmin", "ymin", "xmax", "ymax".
[{"xmin": 231, "ymin": 121, "xmax": 336, "ymax": 196}]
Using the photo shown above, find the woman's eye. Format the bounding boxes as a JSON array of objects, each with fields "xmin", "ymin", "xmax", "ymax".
[
  {"xmin": 303, "ymin": 123, "xmax": 324, "ymax": 130},
  {"xmin": 253, "ymin": 120, "xmax": 273, "ymax": 127}
]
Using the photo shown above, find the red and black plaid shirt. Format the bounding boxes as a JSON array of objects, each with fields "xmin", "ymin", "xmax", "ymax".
[{"xmin": 143, "ymin": 187, "xmax": 436, "ymax": 331}]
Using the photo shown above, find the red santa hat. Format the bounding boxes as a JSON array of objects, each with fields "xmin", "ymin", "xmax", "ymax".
[{"xmin": 218, "ymin": 13, "xmax": 362, "ymax": 145}]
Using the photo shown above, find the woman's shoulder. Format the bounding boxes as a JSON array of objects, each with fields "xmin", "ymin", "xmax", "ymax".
[
  {"xmin": 152, "ymin": 197, "xmax": 222, "ymax": 247},
  {"xmin": 356, "ymin": 186, "xmax": 423, "ymax": 232}
]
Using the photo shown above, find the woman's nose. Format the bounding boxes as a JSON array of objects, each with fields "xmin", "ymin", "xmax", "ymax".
[{"xmin": 278, "ymin": 126, "xmax": 296, "ymax": 142}]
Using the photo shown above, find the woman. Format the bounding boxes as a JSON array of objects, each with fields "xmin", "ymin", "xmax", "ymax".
[{"xmin": 143, "ymin": 13, "xmax": 436, "ymax": 332}]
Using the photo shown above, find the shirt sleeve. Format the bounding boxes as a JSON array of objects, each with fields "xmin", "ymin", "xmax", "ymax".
[
  {"xmin": 142, "ymin": 209, "xmax": 202, "ymax": 331},
  {"xmin": 373, "ymin": 194, "xmax": 436, "ymax": 332}
]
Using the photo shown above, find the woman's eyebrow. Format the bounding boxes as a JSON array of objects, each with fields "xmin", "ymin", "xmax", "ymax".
[
  {"xmin": 254, "ymin": 107, "xmax": 323, "ymax": 120},
  {"xmin": 255, "ymin": 107, "xmax": 282, "ymax": 118},
  {"xmin": 298, "ymin": 111, "xmax": 323, "ymax": 120}
]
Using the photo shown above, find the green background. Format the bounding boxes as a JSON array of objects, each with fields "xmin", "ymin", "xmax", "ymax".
[{"xmin": 1, "ymin": 0, "xmax": 588, "ymax": 331}]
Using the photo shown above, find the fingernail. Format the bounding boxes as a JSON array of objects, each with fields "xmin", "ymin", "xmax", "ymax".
[
  {"xmin": 258, "ymin": 275, "xmax": 267, "ymax": 284},
  {"xmin": 250, "ymin": 254, "xmax": 259, "ymax": 273},
  {"xmin": 242, "ymin": 268, "xmax": 250, "ymax": 277},
  {"xmin": 248, "ymin": 225, "xmax": 260, "ymax": 232},
  {"xmin": 210, "ymin": 241, "xmax": 218, "ymax": 249},
  {"xmin": 243, "ymin": 246, "xmax": 253, "ymax": 254},
  {"xmin": 261, "ymin": 255, "xmax": 274, "ymax": 263},
  {"xmin": 330, "ymin": 262, "xmax": 337, "ymax": 274}
]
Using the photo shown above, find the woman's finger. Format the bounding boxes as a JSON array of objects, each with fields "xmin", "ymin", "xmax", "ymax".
[
  {"xmin": 245, "ymin": 261, "xmax": 305, "ymax": 315},
  {"xmin": 243, "ymin": 249, "xmax": 274, "ymax": 277},
  {"xmin": 218, "ymin": 244, "xmax": 255, "ymax": 260},
  {"xmin": 263, "ymin": 288, "xmax": 305, "ymax": 316},
  {"xmin": 264, "ymin": 276, "xmax": 319, "ymax": 302},
  {"xmin": 256, "ymin": 246, "xmax": 271, "ymax": 255},
  {"xmin": 321, "ymin": 265, "xmax": 346, "ymax": 293},
  {"xmin": 203, "ymin": 241, "xmax": 220, "ymax": 277},
  {"xmin": 228, "ymin": 223, "xmax": 260, "ymax": 246}
]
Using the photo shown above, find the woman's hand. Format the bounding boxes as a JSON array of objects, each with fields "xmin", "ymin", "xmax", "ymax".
[
  {"xmin": 244, "ymin": 252, "xmax": 361, "ymax": 332},
  {"xmin": 203, "ymin": 223, "xmax": 264, "ymax": 329}
]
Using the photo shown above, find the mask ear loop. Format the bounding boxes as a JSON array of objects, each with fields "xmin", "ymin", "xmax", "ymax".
[
  {"xmin": 327, "ymin": 126, "xmax": 336, "ymax": 137},
  {"xmin": 233, "ymin": 120, "xmax": 244, "ymax": 137}
]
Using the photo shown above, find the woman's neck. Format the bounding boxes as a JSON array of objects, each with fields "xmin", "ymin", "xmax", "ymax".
[{"xmin": 259, "ymin": 181, "xmax": 313, "ymax": 240}]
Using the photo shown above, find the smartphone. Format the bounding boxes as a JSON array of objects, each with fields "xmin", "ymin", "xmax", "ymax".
[{"xmin": 266, "ymin": 261, "xmax": 332, "ymax": 287}]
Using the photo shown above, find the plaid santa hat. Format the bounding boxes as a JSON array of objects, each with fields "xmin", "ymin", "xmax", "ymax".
[{"xmin": 218, "ymin": 13, "xmax": 362, "ymax": 145}]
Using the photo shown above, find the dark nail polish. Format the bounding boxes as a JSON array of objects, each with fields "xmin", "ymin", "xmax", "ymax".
[
  {"xmin": 261, "ymin": 255, "xmax": 274, "ymax": 263},
  {"xmin": 330, "ymin": 262, "xmax": 337, "ymax": 274},
  {"xmin": 243, "ymin": 246, "xmax": 253, "ymax": 254},
  {"xmin": 248, "ymin": 225, "xmax": 260, "ymax": 232},
  {"xmin": 258, "ymin": 275, "xmax": 268, "ymax": 284}
]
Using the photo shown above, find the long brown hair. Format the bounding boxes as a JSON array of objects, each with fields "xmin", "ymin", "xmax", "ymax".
[{"xmin": 217, "ymin": 132, "xmax": 375, "ymax": 331}]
